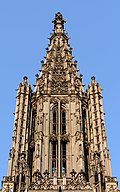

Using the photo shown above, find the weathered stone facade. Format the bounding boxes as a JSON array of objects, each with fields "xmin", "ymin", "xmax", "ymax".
[{"xmin": 1, "ymin": 12, "xmax": 119, "ymax": 192}]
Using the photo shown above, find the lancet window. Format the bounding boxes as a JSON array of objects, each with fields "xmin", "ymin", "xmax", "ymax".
[
  {"xmin": 52, "ymin": 106, "xmax": 58, "ymax": 174},
  {"xmin": 50, "ymin": 101, "xmax": 67, "ymax": 176},
  {"xmin": 61, "ymin": 109, "xmax": 66, "ymax": 175}
]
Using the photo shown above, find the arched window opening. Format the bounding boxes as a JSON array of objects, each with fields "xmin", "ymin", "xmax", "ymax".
[
  {"xmin": 50, "ymin": 102, "xmax": 67, "ymax": 177},
  {"xmin": 61, "ymin": 109, "xmax": 66, "ymax": 176},
  {"xmin": 21, "ymin": 174, "xmax": 25, "ymax": 183},
  {"xmin": 53, "ymin": 111, "xmax": 57, "ymax": 134},
  {"xmin": 52, "ymin": 108, "xmax": 58, "ymax": 175},
  {"xmin": 61, "ymin": 110, "xmax": 66, "ymax": 134},
  {"xmin": 52, "ymin": 141, "xmax": 57, "ymax": 174},
  {"xmin": 95, "ymin": 172, "xmax": 98, "ymax": 184},
  {"xmin": 61, "ymin": 140, "xmax": 66, "ymax": 175}
]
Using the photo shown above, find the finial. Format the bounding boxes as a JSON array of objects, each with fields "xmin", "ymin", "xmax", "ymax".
[
  {"xmin": 35, "ymin": 74, "xmax": 39, "ymax": 82},
  {"xmin": 43, "ymin": 169, "xmax": 49, "ymax": 179},
  {"xmin": 80, "ymin": 74, "xmax": 83, "ymax": 82},
  {"xmin": 52, "ymin": 12, "xmax": 66, "ymax": 34},
  {"xmin": 52, "ymin": 12, "xmax": 66, "ymax": 25},
  {"xmin": 35, "ymin": 74, "xmax": 39, "ymax": 78},
  {"xmin": 91, "ymin": 76, "xmax": 95, "ymax": 81},
  {"xmin": 91, "ymin": 76, "xmax": 96, "ymax": 84},
  {"xmin": 41, "ymin": 60, "xmax": 44, "ymax": 67},
  {"xmin": 70, "ymin": 169, "xmax": 77, "ymax": 179},
  {"xmin": 74, "ymin": 60, "xmax": 78, "ymax": 68},
  {"xmin": 23, "ymin": 76, "xmax": 28, "ymax": 82}
]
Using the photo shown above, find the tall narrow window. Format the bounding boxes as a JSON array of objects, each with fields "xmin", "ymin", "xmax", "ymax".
[
  {"xmin": 61, "ymin": 141, "xmax": 66, "ymax": 175},
  {"xmin": 61, "ymin": 111, "xmax": 66, "ymax": 134},
  {"xmin": 52, "ymin": 141, "xmax": 57, "ymax": 174},
  {"xmin": 61, "ymin": 109, "xmax": 66, "ymax": 175},
  {"xmin": 53, "ymin": 111, "xmax": 57, "ymax": 134},
  {"xmin": 95, "ymin": 172, "xmax": 98, "ymax": 184},
  {"xmin": 52, "ymin": 110, "xmax": 58, "ymax": 174},
  {"xmin": 51, "ymin": 104, "xmax": 67, "ymax": 177}
]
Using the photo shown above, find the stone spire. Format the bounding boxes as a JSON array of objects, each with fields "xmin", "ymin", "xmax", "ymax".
[
  {"xmin": 34, "ymin": 12, "xmax": 83, "ymax": 96},
  {"xmin": 1, "ymin": 12, "xmax": 119, "ymax": 192}
]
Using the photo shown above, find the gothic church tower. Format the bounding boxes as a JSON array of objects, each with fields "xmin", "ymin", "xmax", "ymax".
[{"xmin": 1, "ymin": 12, "xmax": 119, "ymax": 192}]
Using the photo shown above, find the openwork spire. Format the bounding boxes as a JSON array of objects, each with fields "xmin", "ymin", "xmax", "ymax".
[
  {"xmin": 33, "ymin": 12, "xmax": 83, "ymax": 95},
  {"xmin": 2, "ymin": 13, "xmax": 119, "ymax": 192},
  {"xmin": 52, "ymin": 12, "xmax": 66, "ymax": 34}
]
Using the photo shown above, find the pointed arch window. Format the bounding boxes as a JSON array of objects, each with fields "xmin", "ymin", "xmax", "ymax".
[
  {"xmin": 53, "ymin": 111, "xmax": 57, "ymax": 134},
  {"xmin": 61, "ymin": 109, "xmax": 66, "ymax": 175},
  {"xmin": 61, "ymin": 110, "xmax": 66, "ymax": 134},
  {"xmin": 50, "ymin": 101, "xmax": 67, "ymax": 177},
  {"xmin": 52, "ymin": 107, "xmax": 58, "ymax": 174}
]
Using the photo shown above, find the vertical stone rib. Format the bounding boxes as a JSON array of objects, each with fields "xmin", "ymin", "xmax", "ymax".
[{"xmin": 58, "ymin": 100, "xmax": 61, "ymax": 177}]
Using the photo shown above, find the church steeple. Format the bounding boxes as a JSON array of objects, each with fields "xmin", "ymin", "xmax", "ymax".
[{"xmin": 1, "ymin": 12, "xmax": 119, "ymax": 192}]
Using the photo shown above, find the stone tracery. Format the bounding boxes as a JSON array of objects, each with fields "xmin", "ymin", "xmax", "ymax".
[{"xmin": 1, "ymin": 12, "xmax": 119, "ymax": 192}]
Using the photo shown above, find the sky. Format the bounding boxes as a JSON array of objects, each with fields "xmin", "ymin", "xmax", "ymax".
[{"xmin": 0, "ymin": 0, "xmax": 120, "ymax": 189}]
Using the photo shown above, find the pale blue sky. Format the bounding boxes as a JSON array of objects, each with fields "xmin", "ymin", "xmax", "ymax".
[{"xmin": 0, "ymin": 0, "xmax": 120, "ymax": 188}]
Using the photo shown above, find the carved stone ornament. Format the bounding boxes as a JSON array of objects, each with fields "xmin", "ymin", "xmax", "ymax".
[
  {"xmin": 47, "ymin": 57, "xmax": 68, "ymax": 94},
  {"xmin": 51, "ymin": 80, "xmax": 68, "ymax": 94},
  {"xmin": 2, "ymin": 177, "xmax": 14, "ymax": 192},
  {"xmin": 49, "ymin": 132, "xmax": 57, "ymax": 142},
  {"xmin": 61, "ymin": 132, "xmax": 70, "ymax": 142},
  {"xmin": 75, "ymin": 131, "xmax": 82, "ymax": 142},
  {"xmin": 74, "ymin": 78, "xmax": 81, "ymax": 89},
  {"xmin": 29, "ymin": 170, "xmax": 54, "ymax": 190},
  {"xmin": 2, "ymin": 184, "xmax": 14, "ymax": 192},
  {"xmin": 107, "ymin": 185, "xmax": 117, "ymax": 192},
  {"xmin": 9, "ymin": 148, "xmax": 15, "ymax": 158},
  {"xmin": 70, "ymin": 97, "xmax": 76, "ymax": 102},
  {"xmin": 66, "ymin": 171, "xmax": 92, "ymax": 191},
  {"xmin": 61, "ymin": 97, "xmax": 69, "ymax": 104},
  {"xmin": 38, "ymin": 77, "xmax": 44, "ymax": 90}
]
